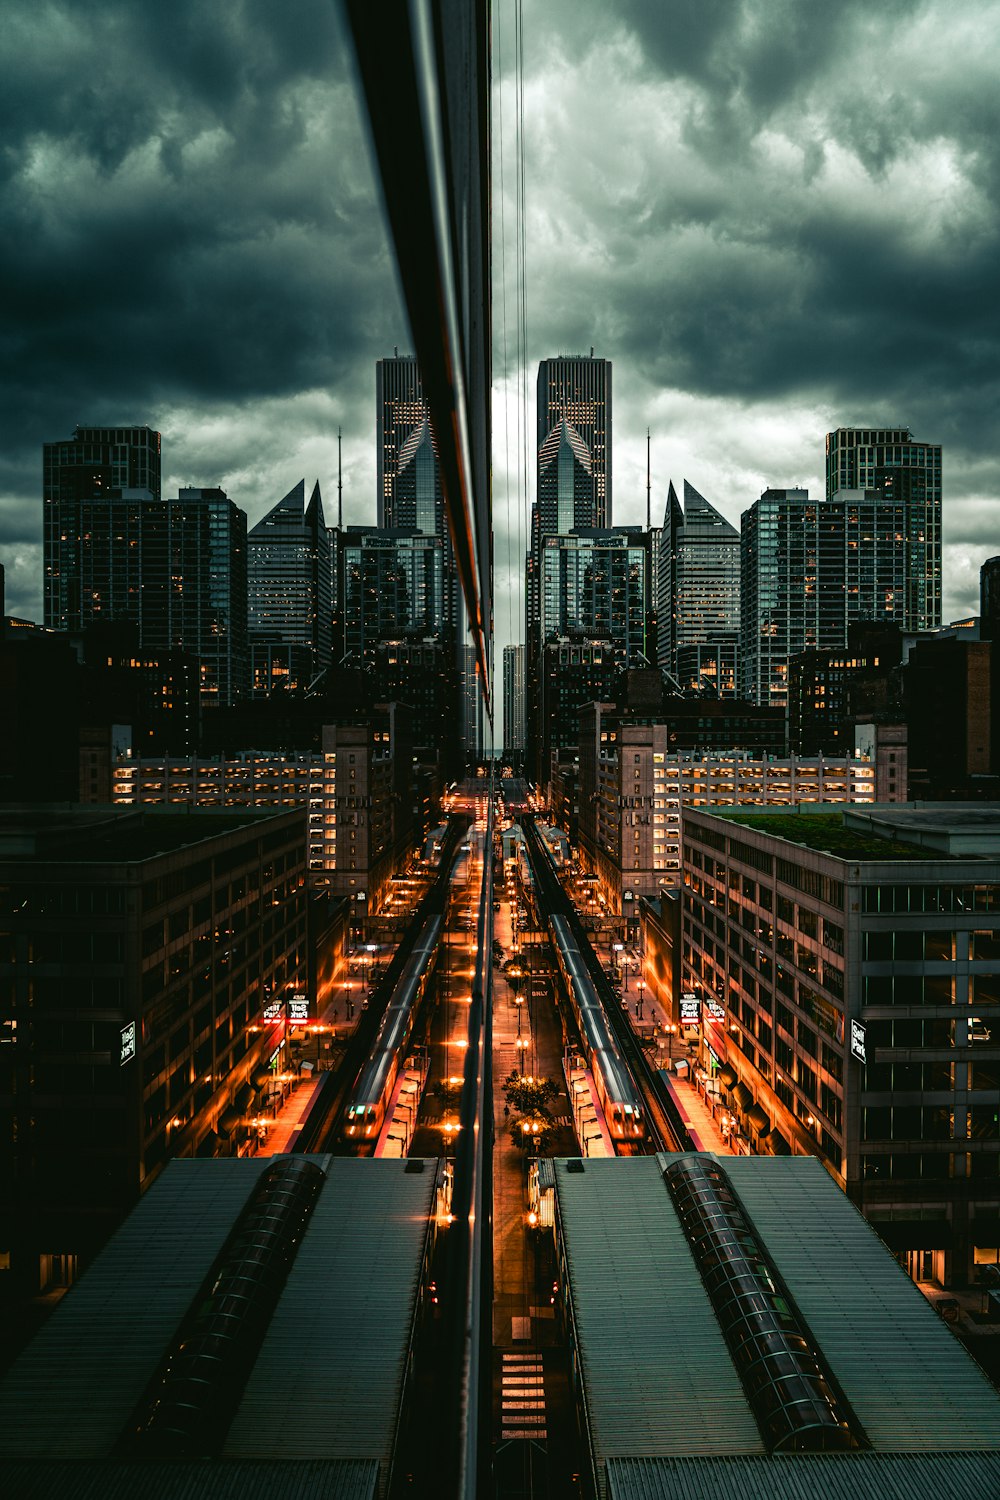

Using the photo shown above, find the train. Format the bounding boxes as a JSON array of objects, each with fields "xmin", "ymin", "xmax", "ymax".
[
  {"xmin": 343, "ymin": 913, "xmax": 443, "ymax": 1143},
  {"xmin": 548, "ymin": 912, "xmax": 645, "ymax": 1145}
]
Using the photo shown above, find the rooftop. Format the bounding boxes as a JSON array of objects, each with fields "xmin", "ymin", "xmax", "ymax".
[
  {"xmin": 0, "ymin": 1157, "xmax": 437, "ymax": 1485},
  {"xmin": 705, "ymin": 809, "xmax": 955, "ymax": 861},
  {"xmin": 0, "ymin": 806, "xmax": 301, "ymax": 864}
]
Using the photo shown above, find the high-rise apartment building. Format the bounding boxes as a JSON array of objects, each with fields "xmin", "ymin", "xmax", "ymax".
[
  {"xmin": 165, "ymin": 488, "xmax": 249, "ymax": 710},
  {"xmin": 43, "ymin": 425, "xmax": 162, "ymax": 632},
  {"xmin": 826, "ymin": 427, "xmax": 942, "ymax": 631},
  {"xmin": 535, "ymin": 354, "xmax": 611, "ymax": 531},
  {"xmin": 248, "ymin": 479, "xmax": 332, "ymax": 693},
  {"xmin": 740, "ymin": 483, "xmax": 936, "ymax": 710},
  {"xmin": 42, "ymin": 445, "xmax": 248, "ymax": 710},
  {"xmin": 503, "ymin": 645, "xmax": 526, "ymax": 761}
]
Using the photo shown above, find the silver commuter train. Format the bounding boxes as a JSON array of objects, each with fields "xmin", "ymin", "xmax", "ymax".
[
  {"xmin": 344, "ymin": 913, "xmax": 443, "ymax": 1142},
  {"xmin": 548, "ymin": 912, "xmax": 644, "ymax": 1143}
]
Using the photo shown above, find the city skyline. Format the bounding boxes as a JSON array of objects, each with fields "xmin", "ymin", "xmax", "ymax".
[{"xmin": 1, "ymin": 1, "xmax": 998, "ymax": 677}]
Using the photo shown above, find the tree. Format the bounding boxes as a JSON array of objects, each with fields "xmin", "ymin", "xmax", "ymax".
[{"xmin": 503, "ymin": 1071, "xmax": 559, "ymax": 1153}]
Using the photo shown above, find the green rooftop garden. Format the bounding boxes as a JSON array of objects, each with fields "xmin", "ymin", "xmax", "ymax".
[{"xmin": 710, "ymin": 810, "xmax": 948, "ymax": 861}]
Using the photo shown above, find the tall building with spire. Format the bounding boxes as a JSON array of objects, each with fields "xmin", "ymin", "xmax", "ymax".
[{"xmin": 247, "ymin": 479, "xmax": 332, "ymax": 696}]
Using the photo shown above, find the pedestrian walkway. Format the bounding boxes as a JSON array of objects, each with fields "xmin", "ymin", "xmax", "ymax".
[{"xmin": 499, "ymin": 1351, "xmax": 547, "ymax": 1441}]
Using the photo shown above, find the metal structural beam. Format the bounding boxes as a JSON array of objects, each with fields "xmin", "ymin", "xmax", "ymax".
[{"xmin": 348, "ymin": 0, "xmax": 493, "ymax": 719}]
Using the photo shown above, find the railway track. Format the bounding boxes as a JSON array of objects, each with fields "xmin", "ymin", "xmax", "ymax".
[{"xmin": 519, "ymin": 816, "xmax": 695, "ymax": 1156}]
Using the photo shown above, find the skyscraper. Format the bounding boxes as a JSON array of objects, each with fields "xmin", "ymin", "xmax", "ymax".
[
  {"xmin": 740, "ymin": 478, "xmax": 939, "ymax": 709},
  {"xmin": 654, "ymin": 478, "xmax": 741, "ymax": 689},
  {"xmin": 41, "ymin": 429, "xmax": 247, "ymax": 709},
  {"xmin": 536, "ymin": 354, "xmax": 611, "ymax": 529},
  {"xmin": 653, "ymin": 480, "xmax": 683, "ymax": 677},
  {"xmin": 338, "ymin": 527, "xmax": 458, "ymax": 767},
  {"xmin": 377, "ymin": 356, "xmax": 441, "ymax": 532},
  {"xmin": 503, "ymin": 644, "xmax": 526, "ymax": 762},
  {"xmin": 43, "ymin": 425, "xmax": 161, "ymax": 632},
  {"xmin": 674, "ymin": 481, "xmax": 740, "ymax": 663},
  {"xmin": 826, "ymin": 426, "xmax": 942, "ymax": 631},
  {"xmin": 248, "ymin": 479, "xmax": 332, "ymax": 693},
  {"xmin": 537, "ymin": 530, "xmax": 650, "ymax": 662},
  {"xmin": 525, "ymin": 353, "xmax": 613, "ymax": 779},
  {"xmin": 375, "ymin": 354, "xmax": 456, "ymax": 631},
  {"xmin": 162, "ymin": 487, "xmax": 249, "ymax": 710}
]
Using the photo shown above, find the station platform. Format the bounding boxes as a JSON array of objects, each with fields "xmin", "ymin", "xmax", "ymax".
[{"xmin": 492, "ymin": 890, "xmax": 575, "ymax": 1350}]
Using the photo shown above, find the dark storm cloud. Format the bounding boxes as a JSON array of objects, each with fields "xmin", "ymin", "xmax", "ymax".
[
  {"xmin": 489, "ymin": 0, "xmax": 1000, "ymax": 639},
  {"xmin": 0, "ymin": 0, "xmax": 404, "ymax": 617},
  {"xmin": 520, "ymin": 0, "xmax": 1000, "ymax": 433}
]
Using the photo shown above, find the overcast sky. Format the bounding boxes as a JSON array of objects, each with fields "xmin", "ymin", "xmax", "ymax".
[{"xmin": 2, "ymin": 0, "xmax": 998, "ymax": 683}]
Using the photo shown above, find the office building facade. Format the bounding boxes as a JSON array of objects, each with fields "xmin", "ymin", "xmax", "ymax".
[
  {"xmin": 248, "ymin": 479, "xmax": 333, "ymax": 691},
  {"xmin": 538, "ymin": 529, "xmax": 650, "ymax": 660},
  {"xmin": 681, "ymin": 803, "xmax": 1000, "ymax": 1288},
  {"xmin": 675, "ymin": 641, "xmax": 738, "ymax": 699},
  {"xmin": 0, "ymin": 805, "xmax": 307, "ymax": 1293}
]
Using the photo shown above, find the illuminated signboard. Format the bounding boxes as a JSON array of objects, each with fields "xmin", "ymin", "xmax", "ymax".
[
  {"xmin": 850, "ymin": 1019, "xmax": 867, "ymax": 1064},
  {"xmin": 705, "ymin": 995, "xmax": 725, "ymax": 1026},
  {"xmin": 263, "ymin": 998, "xmax": 283, "ymax": 1023},
  {"xmin": 120, "ymin": 1021, "xmax": 136, "ymax": 1067},
  {"xmin": 680, "ymin": 992, "xmax": 701, "ymax": 1026},
  {"xmin": 287, "ymin": 994, "xmax": 310, "ymax": 1023}
]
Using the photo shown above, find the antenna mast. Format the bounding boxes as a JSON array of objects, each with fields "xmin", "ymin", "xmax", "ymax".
[
  {"xmin": 337, "ymin": 428, "xmax": 343, "ymax": 529},
  {"xmin": 646, "ymin": 428, "xmax": 651, "ymax": 530}
]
